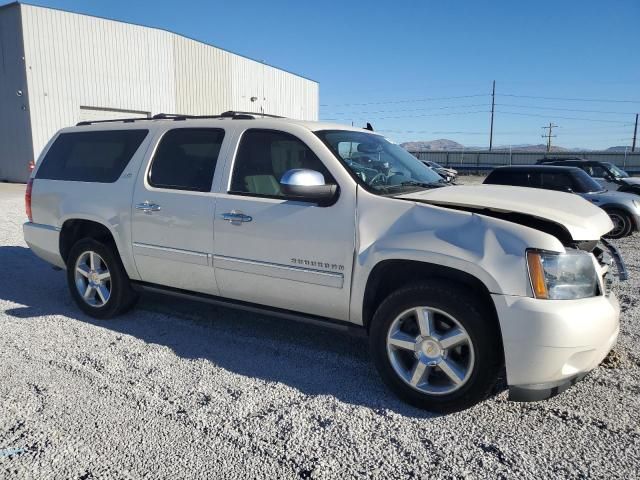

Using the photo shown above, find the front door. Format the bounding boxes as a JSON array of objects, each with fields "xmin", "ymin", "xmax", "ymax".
[
  {"xmin": 131, "ymin": 127, "xmax": 226, "ymax": 295},
  {"xmin": 212, "ymin": 129, "xmax": 356, "ymax": 321}
]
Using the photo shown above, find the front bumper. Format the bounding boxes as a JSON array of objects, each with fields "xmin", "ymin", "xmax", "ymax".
[{"xmin": 493, "ymin": 292, "xmax": 620, "ymax": 401}]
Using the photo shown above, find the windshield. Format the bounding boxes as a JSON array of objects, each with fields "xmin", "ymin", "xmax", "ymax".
[
  {"xmin": 572, "ymin": 169, "xmax": 606, "ymax": 193},
  {"xmin": 315, "ymin": 130, "xmax": 444, "ymax": 194},
  {"xmin": 605, "ymin": 162, "xmax": 629, "ymax": 178}
]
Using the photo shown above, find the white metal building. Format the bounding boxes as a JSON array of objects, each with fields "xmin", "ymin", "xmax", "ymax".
[{"xmin": 0, "ymin": 2, "xmax": 319, "ymax": 182}]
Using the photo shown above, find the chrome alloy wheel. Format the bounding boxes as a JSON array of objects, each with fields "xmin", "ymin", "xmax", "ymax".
[
  {"xmin": 74, "ymin": 251, "xmax": 112, "ymax": 307},
  {"xmin": 386, "ymin": 307, "xmax": 475, "ymax": 395}
]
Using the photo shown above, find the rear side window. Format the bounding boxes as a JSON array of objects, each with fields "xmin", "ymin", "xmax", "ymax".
[
  {"xmin": 540, "ymin": 172, "xmax": 572, "ymax": 191},
  {"xmin": 37, "ymin": 130, "xmax": 148, "ymax": 182},
  {"xmin": 230, "ymin": 129, "xmax": 333, "ymax": 198},
  {"xmin": 148, "ymin": 128, "xmax": 225, "ymax": 192},
  {"xmin": 485, "ymin": 170, "xmax": 529, "ymax": 187}
]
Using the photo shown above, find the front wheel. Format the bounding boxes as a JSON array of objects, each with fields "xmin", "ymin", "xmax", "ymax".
[
  {"xmin": 369, "ymin": 283, "xmax": 502, "ymax": 413},
  {"xmin": 604, "ymin": 209, "xmax": 632, "ymax": 239},
  {"xmin": 66, "ymin": 238, "xmax": 138, "ymax": 319}
]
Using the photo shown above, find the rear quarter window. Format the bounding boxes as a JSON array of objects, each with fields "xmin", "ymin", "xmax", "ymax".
[
  {"xmin": 36, "ymin": 130, "xmax": 148, "ymax": 182},
  {"xmin": 485, "ymin": 170, "xmax": 528, "ymax": 187}
]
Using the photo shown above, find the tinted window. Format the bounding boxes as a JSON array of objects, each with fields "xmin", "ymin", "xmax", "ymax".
[
  {"xmin": 148, "ymin": 128, "xmax": 225, "ymax": 192},
  {"xmin": 571, "ymin": 169, "xmax": 605, "ymax": 193},
  {"xmin": 485, "ymin": 170, "xmax": 529, "ymax": 187},
  {"xmin": 37, "ymin": 130, "xmax": 148, "ymax": 182},
  {"xmin": 230, "ymin": 129, "xmax": 333, "ymax": 197},
  {"xmin": 540, "ymin": 172, "xmax": 572, "ymax": 191}
]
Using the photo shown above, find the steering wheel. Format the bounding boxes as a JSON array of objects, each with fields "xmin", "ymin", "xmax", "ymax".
[{"xmin": 369, "ymin": 172, "xmax": 387, "ymax": 186}]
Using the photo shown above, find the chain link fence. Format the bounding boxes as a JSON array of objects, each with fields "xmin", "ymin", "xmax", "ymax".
[{"xmin": 409, "ymin": 151, "xmax": 640, "ymax": 174}]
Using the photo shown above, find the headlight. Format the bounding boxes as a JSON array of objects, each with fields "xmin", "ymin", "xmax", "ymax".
[{"xmin": 526, "ymin": 250, "xmax": 599, "ymax": 300}]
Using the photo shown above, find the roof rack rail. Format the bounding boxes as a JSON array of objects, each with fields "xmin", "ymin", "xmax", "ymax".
[
  {"xmin": 76, "ymin": 117, "xmax": 155, "ymax": 126},
  {"xmin": 220, "ymin": 111, "xmax": 284, "ymax": 119},
  {"xmin": 76, "ymin": 111, "xmax": 284, "ymax": 126}
]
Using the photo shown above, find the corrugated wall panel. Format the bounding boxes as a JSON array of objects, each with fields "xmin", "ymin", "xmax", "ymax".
[
  {"xmin": 21, "ymin": 4, "xmax": 177, "ymax": 161},
  {"xmin": 173, "ymin": 36, "xmax": 234, "ymax": 115},
  {"xmin": 8, "ymin": 4, "xmax": 318, "ymax": 181},
  {"xmin": 0, "ymin": 4, "xmax": 33, "ymax": 182}
]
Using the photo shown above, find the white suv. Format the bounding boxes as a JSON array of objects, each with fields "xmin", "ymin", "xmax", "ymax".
[{"xmin": 24, "ymin": 111, "xmax": 624, "ymax": 412}]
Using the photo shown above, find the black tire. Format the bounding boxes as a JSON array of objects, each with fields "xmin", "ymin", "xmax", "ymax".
[
  {"xmin": 369, "ymin": 282, "xmax": 502, "ymax": 413},
  {"xmin": 604, "ymin": 209, "xmax": 632, "ymax": 239},
  {"xmin": 66, "ymin": 238, "xmax": 138, "ymax": 319}
]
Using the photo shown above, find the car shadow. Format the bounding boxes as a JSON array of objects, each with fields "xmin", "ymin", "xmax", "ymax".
[{"xmin": 0, "ymin": 245, "xmax": 440, "ymax": 418}]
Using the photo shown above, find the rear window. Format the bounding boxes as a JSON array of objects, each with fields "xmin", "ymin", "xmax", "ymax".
[{"xmin": 37, "ymin": 130, "xmax": 148, "ymax": 182}]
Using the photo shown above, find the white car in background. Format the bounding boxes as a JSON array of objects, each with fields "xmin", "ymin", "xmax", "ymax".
[{"xmin": 420, "ymin": 160, "xmax": 458, "ymax": 183}]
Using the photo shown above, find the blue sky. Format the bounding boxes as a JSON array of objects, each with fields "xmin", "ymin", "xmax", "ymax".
[{"xmin": 7, "ymin": 0, "xmax": 640, "ymax": 149}]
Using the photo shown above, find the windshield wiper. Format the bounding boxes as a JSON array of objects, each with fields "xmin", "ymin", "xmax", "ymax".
[
  {"xmin": 376, "ymin": 180, "xmax": 443, "ymax": 195},
  {"xmin": 397, "ymin": 180, "xmax": 442, "ymax": 188}
]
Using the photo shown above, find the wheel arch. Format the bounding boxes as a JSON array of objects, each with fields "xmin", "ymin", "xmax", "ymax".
[
  {"xmin": 57, "ymin": 218, "xmax": 143, "ymax": 280},
  {"xmin": 601, "ymin": 205, "xmax": 636, "ymax": 232},
  {"xmin": 361, "ymin": 260, "xmax": 501, "ymax": 337}
]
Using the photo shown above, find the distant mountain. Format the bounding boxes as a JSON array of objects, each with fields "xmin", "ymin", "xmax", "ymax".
[
  {"xmin": 606, "ymin": 146, "xmax": 634, "ymax": 152},
  {"xmin": 401, "ymin": 139, "xmax": 620, "ymax": 152},
  {"xmin": 489, "ymin": 144, "xmax": 569, "ymax": 152},
  {"xmin": 400, "ymin": 139, "xmax": 465, "ymax": 151}
]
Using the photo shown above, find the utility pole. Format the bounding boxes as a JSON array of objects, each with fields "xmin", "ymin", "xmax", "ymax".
[
  {"xmin": 489, "ymin": 80, "xmax": 496, "ymax": 151},
  {"xmin": 541, "ymin": 123, "xmax": 558, "ymax": 153},
  {"xmin": 632, "ymin": 113, "xmax": 638, "ymax": 152}
]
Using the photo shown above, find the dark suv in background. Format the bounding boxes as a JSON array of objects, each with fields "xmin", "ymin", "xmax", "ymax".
[
  {"xmin": 485, "ymin": 165, "xmax": 640, "ymax": 238},
  {"xmin": 536, "ymin": 157, "xmax": 639, "ymax": 195}
]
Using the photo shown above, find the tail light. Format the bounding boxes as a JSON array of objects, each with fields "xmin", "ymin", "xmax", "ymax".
[
  {"xmin": 28, "ymin": 160, "xmax": 35, "ymax": 172},
  {"xmin": 25, "ymin": 178, "xmax": 33, "ymax": 222}
]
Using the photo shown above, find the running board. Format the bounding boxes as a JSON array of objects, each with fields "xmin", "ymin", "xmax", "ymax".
[{"xmin": 131, "ymin": 281, "xmax": 366, "ymax": 336}]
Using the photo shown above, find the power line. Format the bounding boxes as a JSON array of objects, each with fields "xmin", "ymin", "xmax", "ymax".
[
  {"xmin": 321, "ymin": 92, "xmax": 640, "ymax": 109},
  {"xmin": 322, "ymin": 103, "xmax": 489, "ymax": 116},
  {"xmin": 319, "ymin": 94, "xmax": 489, "ymax": 108},
  {"xmin": 496, "ymin": 103, "xmax": 637, "ymax": 115},
  {"xmin": 499, "ymin": 93, "xmax": 640, "ymax": 104},
  {"xmin": 496, "ymin": 110, "xmax": 634, "ymax": 125},
  {"xmin": 321, "ymin": 110, "xmax": 490, "ymax": 121}
]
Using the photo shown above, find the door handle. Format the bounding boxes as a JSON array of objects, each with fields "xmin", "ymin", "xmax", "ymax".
[
  {"xmin": 221, "ymin": 211, "xmax": 252, "ymax": 223},
  {"xmin": 135, "ymin": 201, "xmax": 161, "ymax": 214}
]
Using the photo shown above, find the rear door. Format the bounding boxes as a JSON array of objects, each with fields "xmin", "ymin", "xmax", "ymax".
[{"xmin": 131, "ymin": 127, "xmax": 227, "ymax": 295}]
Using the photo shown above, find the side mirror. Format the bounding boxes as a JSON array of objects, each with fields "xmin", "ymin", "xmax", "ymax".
[{"xmin": 280, "ymin": 169, "xmax": 338, "ymax": 206}]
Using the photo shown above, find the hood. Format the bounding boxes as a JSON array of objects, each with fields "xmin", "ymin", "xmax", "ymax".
[
  {"xmin": 621, "ymin": 177, "xmax": 640, "ymax": 186},
  {"xmin": 583, "ymin": 189, "xmax": 640, "ymax": 205},
  {"xmin": 397, "ymin": 184, "xmax": 613, "ymax": 241}
]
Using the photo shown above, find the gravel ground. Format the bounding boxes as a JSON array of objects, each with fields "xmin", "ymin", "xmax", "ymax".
[{"xmin": 1, "ymin": 183, "xmax": 639, "ymax": 479}]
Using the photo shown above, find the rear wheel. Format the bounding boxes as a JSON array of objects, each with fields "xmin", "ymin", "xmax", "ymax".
[
  {"xmin": 604, "ymin": 209, "xmax": 632, "ymax": 239},
  {"xmin": 66, "ymin": 238, "xmax": 137, "ymax": 318},
  {"xmin": 369, "ymin": 283, "xmax": 502, "ymax": 413}
]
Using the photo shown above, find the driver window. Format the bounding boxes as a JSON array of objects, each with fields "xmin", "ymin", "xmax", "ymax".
[
  {"xmin": 591, "ymin": 165, "xmax": 606, "ymax": 177},
  {"xmin": 230, "ymin": 129, "xmax": 334, "ymax": 197}
]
